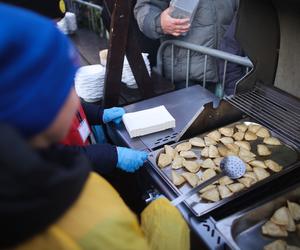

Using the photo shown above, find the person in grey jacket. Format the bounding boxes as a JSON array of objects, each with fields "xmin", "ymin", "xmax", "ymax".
[{"xmin": 134, "ymin": 0, "xmax": 238, "ymax": 89}]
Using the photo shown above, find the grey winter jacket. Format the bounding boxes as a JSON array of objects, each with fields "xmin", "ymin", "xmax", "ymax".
[{"xmin": 134, "ymin": 0, "xmax": 238, "ymax": 83}]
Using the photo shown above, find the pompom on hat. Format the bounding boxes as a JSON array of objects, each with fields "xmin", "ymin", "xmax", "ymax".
[{"xmin": 0, "ymin": 4, "xmax": 79, "ymax": 138}]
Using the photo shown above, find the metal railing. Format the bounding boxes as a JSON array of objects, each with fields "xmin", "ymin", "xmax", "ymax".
[
  {"xmin": 156, "ymin": 40, "xmax": 253, "ymax": 97},
  {"xmin": 65, "ymin": 0, "xmax": 108, "ymax": 38}
]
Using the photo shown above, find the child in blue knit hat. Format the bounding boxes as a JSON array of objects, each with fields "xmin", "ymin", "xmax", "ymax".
[{"xmin": 3, "ymin": 0, "xmax": 148, "ymax": 177}]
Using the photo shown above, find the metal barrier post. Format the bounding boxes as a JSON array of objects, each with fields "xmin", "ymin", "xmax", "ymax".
[{"xmin": 156, "ymin": 40, "xmax": 253, "ymax": 97}]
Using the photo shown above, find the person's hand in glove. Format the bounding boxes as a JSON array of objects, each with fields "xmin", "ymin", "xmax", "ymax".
[
  {"xmin": 103, "ymin": 107, "xmax": 125, "ymax": 124},
  {"xmin": 116, "ymin": 147, "xmax": 148, "ymax": 172}
]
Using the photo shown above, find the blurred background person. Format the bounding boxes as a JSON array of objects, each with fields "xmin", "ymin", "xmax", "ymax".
[
  {"xmin": 134, "ymin": 0, "xmax": 238, "ymax": 91},
  {"xmin": 2, "ymin": 0, "xmax": 66, "ymax": 20}
]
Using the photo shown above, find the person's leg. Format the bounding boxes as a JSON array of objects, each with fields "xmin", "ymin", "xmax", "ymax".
[
  {"xmin": 174, "ymin": 80, "xmax": 217, "ymax": 95},
  {"xmin": 174, "ymin": 80, "xmax": 198, "ymax": 90}
]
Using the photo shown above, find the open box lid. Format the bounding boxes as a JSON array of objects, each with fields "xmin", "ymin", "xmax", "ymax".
[{"xmin": 235, "ymin": 0, "xmax": 300, "ymax": 99}]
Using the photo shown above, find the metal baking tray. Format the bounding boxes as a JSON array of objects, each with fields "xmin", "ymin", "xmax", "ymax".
[
  {"xmin": 216, "ymin": 182, "xmax": 300, "ymax": 250},
  {"xmin": 147, "ymin": 120, "xmax": 299, "ymax": 217}
]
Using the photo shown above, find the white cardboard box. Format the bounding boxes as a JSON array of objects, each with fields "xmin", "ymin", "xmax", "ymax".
[{"xmin": 122, "ymin": 105, "xmax": 176, "ymax": 138}]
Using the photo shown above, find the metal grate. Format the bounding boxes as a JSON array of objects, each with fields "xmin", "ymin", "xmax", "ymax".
[
  {"xmin": 198, "ymin": 218, "xmax": 225, "ymax": 249},
  {"xmin": 226, "ymin": 84, "xmax": 300, "ymax": 148},
  {"xmin": 153, "ymin": 132, "xmax": 179, "ymax": 146}
]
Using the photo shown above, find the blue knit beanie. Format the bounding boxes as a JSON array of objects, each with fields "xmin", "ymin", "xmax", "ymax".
[{"xmin": 0, "ymin": 4, "xmax": 78, "ymax": 138}]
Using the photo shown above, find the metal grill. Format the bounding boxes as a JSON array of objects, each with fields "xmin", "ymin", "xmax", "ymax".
[{"xmin": 226, "ymin": 83, "xmax": 300, "ymax": 148}]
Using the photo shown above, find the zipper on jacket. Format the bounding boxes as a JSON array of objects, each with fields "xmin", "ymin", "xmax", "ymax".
[
  {"xmin": 211, "ymin": 0, "xmax": 219, "ymax": 49},
  {"xmin": 211, "ymin": 0, "xmax": 219, "ymax": 82}
]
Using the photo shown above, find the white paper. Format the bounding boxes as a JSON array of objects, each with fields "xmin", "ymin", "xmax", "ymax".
[
  {"xmin": 78, "ymin": 119, "xmax": 91, "ymax": 143},
  {"xmin": 74, "ymin": 64, "xmax": 105, "ymax": 102},
  {"xmin": 122, "ymin": 105, "xmax": 176, "ymax": 138}
]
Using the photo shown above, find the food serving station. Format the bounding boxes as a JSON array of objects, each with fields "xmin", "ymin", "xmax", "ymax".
[{"xmin": 102, "ymin": 0, "xmax": 300, "ymax": 248}]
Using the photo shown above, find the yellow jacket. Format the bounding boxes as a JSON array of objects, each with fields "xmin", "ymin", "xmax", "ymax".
[{"xmin": 15, "ymin": 173, "xmax": 189, "ymax": 250}]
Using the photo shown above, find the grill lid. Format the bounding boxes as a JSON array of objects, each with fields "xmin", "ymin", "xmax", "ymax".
[{"xmin": 235, "ymin": 0, "xmax": 300, "ymax": 98}]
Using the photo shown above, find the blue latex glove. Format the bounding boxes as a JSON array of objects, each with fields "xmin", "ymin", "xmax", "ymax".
[
  {"xmin": 116, "ymin": 147, "xmax": 148, "ymax": 173},
  {"xmin": 103, "ymin": 107, "xmax": 125, "ymax": 124}
]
